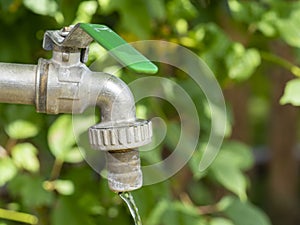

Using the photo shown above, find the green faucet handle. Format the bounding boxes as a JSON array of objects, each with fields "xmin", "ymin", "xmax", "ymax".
[
  {"xmin": 43, "ymin": 23, "xmax": 158, "ymax": 74},
  {"xmin": 79, "ymin": 23, "xmax": 158, "ymax": 74}
]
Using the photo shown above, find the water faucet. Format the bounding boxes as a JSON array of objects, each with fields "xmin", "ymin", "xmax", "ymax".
[{"xmin": 0, "ymin": 23, "xmax": 157, "ymax": 193}]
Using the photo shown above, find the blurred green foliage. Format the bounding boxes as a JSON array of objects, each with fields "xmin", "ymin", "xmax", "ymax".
[{"xmin": 0, "ymin": 0, "xmax": 299, "ymax": 225}]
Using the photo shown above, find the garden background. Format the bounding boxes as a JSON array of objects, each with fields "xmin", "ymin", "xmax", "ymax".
[{"xmin": 1, "ymin": 1, "xmax": 300, "ymax": 225}]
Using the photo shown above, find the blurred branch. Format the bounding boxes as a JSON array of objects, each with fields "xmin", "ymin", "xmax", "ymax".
[
  {"xmin": 180, "ymin": 192, "xmax": 219, "ymax": 215},
  {"xmin": 49, "ymin": 158, "xmax": 64, "ymax": 181},
  {"xmin": 0, "ymin": 146, "xmax": 7, "ymax": 158},
  {"xmin": 0, "ymin": 208, "xmax": 38, "ymax": 224},
  {"xmin": 260, "ymin": 51, "xmax": 300, "ymax": 77},
  {"xmin": 5, "ymin": 138, "xmax": 17, "ymax": 153}
]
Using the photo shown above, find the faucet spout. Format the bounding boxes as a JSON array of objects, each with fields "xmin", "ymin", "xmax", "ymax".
[
  {"xmin": 82, "ymin": 71, "xmax": 152, "ymax": 192},
  {"xmin": 87, "ymin": 72, "xmax": 136, "ymax": 122}
]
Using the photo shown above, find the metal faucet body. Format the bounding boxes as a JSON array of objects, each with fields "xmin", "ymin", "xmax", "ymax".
[{"xmin": 0, "ymin": 24, "xmax": 155, "ymax": 192}]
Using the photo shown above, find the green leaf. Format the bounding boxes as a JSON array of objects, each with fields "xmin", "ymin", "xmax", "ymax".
[
  {"xmin": 276, "ymin": 10, "xmax": 300, "ymax": 48},
  {"xmin": 8, "ymin": 174, "xmax": 54, "ymax": 207},
  {"xmin": 257, "ymin": 20, "xmax": 276, "ymax": 37},
  {"xmin": 197, "ymin": 23, "xmax": 232, "ymax": 80},
  {"xmin": 201, "ymin": 23, "xmax": 231, "ymax": 58},
  {"xmin": 11, "ymin": 143, "xmax": 40, "ymax": 173},
  {"xmin": 146, "ymin": 199, "xmax": 204, "ymax": 225},
  {"xmin": 209, "ymin": 141, "xmax": 253, "ymax": 200},
  {"xmin": 226, "ymin": 43, "xmax": 261, "ymax": 81},
  {"xmin": 97, "ymin": 0, "xmax": 116, "ymax": 13},
  {"xmin": 216, "ymin": 141, "xmax": 254, "ymax": 170},
  {"xmin": 73, "ymin": 1, "xmax": 98, "ymax": 23},
  {"xmin": 64, "ymin": 147, "xmax": 85, "ymax": 164},
  {"xmin": 187, "ymin": 181, "xmax": 213, "ymax": 205},
  {"xmin": 48, "ymin": 115, "xmax": 76, "ymax": 161},
  {"xmin": 132, "ymin": 182, "xmax": 170, "ymax": 221},
  {"xmin": 167, "ymin": 0, "xmax": 198, "ymax": 21},
  {"xmin": 59, "ymin": 0, "xmax": 82, "ymax": 25},
  {"xmin": 189, "ymin": 145, "xmax": 207, "ymax": 180},
  {"xmin": 0, "ymin": 157, "xmax": 18, "ymax": 186},
  {"xmin": 165, "ymin": 201, "xmax": 204, "ymax": 225},
  {"xmin": 5, "ymin": 120, "xmax": 39, "ymax": 139},
  {"xmin": 98, "ymin": 0, "xmax": 152, "ymax": 39},
  {"xmin": 147, "ymin": 199, "xmax": 169, "ymax": 225},
  {"xmin": 52, "ymin": 196, "xmax": 95, "ymax": 225},
  {"xmin": 209, "ymin": 218, "xmax": 234, "ymax": 225},
  {"xmin": 228, "ymin": 0, "xmax": 265, "ymax": 24},
  {"xmin": 256, "ymin": 11, "xmax": 278, "ymax": 37},
  {"xmin": 218, "ymin": 196, "xmax": 271, "ymax": 225},
  {"xmin": 280, "ymin": 78, "xmax": 300, "ymax": 106},
  {"xmin": 211, "ymin": 163, "xmax": 248, "ymax": 201},
  {"xmin": 23, "ymin": 0, "xmax": 58, "ymax": 16},
  {"xmin": 53, "ymin": 180, "xmax": 75, "ymax": 196},
  {"xmin": 145, "ymin": 0, "xmax": 166, "ymax": 21}
]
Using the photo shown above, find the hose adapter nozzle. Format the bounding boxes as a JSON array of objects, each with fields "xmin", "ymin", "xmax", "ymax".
[{"xmin": 88, "ymin": 119, "xmax": 152, "ymax": 192}]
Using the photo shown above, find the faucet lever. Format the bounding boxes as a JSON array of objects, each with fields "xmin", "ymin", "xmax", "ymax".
[{"xmin": 43, "ymin": 23, "xmax": 158, "ymax": 74}]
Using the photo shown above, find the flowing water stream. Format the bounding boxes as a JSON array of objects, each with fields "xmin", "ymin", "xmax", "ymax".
[{"xmin": 119, "ymin": 192, "xmax": 142, "ymax": 225}]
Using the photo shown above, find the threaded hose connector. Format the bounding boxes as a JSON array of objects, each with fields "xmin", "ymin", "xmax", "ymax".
[
  {"xmin": 88, "ymin": 119, "xmax": 152, "ymax": 192},
  {"xmin": 88, "ymin": 119, "xmax": 152, "ymax": 151}
]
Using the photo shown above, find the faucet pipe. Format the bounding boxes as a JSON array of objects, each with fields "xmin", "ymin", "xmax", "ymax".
[
  {"xmin": 0, "ymin": 63, "xmax": 36, "ymax": 105},
  {"xmin": 0, "ymin": 54, "xmax": 134, "ymax": 118}
]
